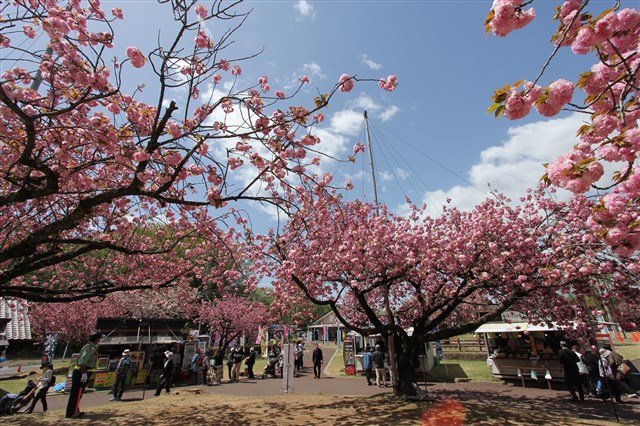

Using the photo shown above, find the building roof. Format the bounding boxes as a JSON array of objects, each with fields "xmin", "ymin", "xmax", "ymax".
[{"xmin": 0, "ymin": 298, "xmax": 32, "ymax": 340}]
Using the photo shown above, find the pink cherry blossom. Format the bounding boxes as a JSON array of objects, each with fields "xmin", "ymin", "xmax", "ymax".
[
  {"xmin": 126, "ymin": 46, "xmax": 146, "ymax": 68},
  {"xmin": 339, "ymin": 74, "xmax": 354, "ymax": 92},
  {"xmin": 195, "ymin": 4, "xmax": 208, "ymax": 19}
]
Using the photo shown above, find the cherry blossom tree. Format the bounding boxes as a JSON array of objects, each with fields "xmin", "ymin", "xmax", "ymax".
[
  {"xmin": 194, "ymin": 295, "xmax": 268, "ymax": 350},
  {"xmin": 268, "ymin": 185, "xmax": 640, "ymax": 396},
  {"xmin": 0, "ymin": 0, "xmax": 397, "ymax": 302},
  {"xmin": 485, "ymin": 1, "xmax": 640, "ymax": 256}
]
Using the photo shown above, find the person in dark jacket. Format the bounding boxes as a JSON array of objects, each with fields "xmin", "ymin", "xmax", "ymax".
[
  {"xmin": 154, "ymin": 351, "xmax": 174, "ymax": 396},
  {"xmin": 558, "ymin": 341, "xmax": 584, "ymax": 402},
  {"xmin": 581, "ymin": 345, "xmax": 600, "ymax": 396},
  {"xmin": 245, "ymin": 347, "xmax": 257, "ymax": 380},
  {"xmin": 212, "ymin": 348, "xmax": 225, "ymax": 384},
  {"xmin": 312, "ymin": 343, "xmax": 323, "ymax": 378},
  {"xmin": 372, "ymin": 345, "xmax": 386, "ymax": 387}
]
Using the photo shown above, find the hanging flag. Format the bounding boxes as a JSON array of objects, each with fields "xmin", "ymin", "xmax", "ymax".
[
  {"xmin": 256, "ymin": 325, "xmax": 262, "ymax": 345},
  {"xmin": 41, "ymin": 332, "xmax": 59, "ymax": 365}
]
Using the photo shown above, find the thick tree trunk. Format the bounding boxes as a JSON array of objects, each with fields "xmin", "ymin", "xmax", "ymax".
[{"xmin": 392, "ymin": 338, "xmax": 419, "ymax": 397}]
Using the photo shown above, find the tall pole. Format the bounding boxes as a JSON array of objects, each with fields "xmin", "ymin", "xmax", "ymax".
[
  {"xmin": 364, "ymin": 111, "xmax": 380, "ymax": 216},
  {"xmin": 364, "ymin": 111, "xmax": 399, "ymax": 391}
]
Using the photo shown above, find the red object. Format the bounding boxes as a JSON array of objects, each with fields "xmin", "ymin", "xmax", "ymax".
[
  {"xmin": 16, "ymin": 364, "xmax": 21, "ymax": 373},
  {"xmin": 616, "ymin": 331, "xmax": 624, "ymax": 343},
  {"xmin": 344, "ymin": 365, "xmax": 356, "ymax": 375},
  {"xmin": 632, "ymin": 332, "xmax": 639, "ymax": 342}
]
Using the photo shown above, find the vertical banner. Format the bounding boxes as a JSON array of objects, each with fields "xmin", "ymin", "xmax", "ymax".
[{"xmin": 42, "ymin": 332, "xmax": 60, "ymax": 365}]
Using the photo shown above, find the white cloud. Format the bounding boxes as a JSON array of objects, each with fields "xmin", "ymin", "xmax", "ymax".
[
  {"xmin": 409, "ymin": 114, "xmax": 587, "ymax": 215},
  {"xmin": 359, "ymin": 53, "xmax": 381, "ymax": 70},
  {"xmin": 293, "ymin": 0, "xmax": 316, "ymax": 20},
  {"xmin": 301, "ymin": 62, "xmax": 325, "ymax": 79},
  {"xmin": 379, "ymin": 105, "xmax": 400, "ymax": 122}
]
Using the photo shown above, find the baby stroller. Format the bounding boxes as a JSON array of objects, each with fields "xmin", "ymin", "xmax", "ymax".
[
  {"xmin": 0, "ymin": 380, "xmax": 37, "ymax": 416},
  {"xmin": 262, "ymin": 353, "xmax": 279, "ymax": 379}
]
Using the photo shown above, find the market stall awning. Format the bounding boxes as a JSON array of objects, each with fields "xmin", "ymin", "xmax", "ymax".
[
  {"xmin": 100, "ymin": 334, "xmax": 184, "ymax": 346},
  {"xmin": 474, "ymin": 322, "xmax": 530, "ymax": 333}
]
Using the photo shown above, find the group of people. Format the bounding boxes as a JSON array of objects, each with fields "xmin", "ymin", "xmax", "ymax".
[
  {"xmin": 361, "ymin": 344, "xmax": 388, "ymax": 387},
  {"xmin": 558, "ymin": 341, "xmax": 637, "ymax": 404},
  {"xmin": 19, "ymin": 332, "xmax": 329, "ymax": 419}
]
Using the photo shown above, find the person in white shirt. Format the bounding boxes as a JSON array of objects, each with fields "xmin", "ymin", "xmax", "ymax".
[{"xmin": 26, "ymin": 363, "xmax": 54, "ymax": 413}]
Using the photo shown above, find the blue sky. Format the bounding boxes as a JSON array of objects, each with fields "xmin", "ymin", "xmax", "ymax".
[{"xmin": 111, "ymin": 0, "xmax": 629, "ymax": 225}]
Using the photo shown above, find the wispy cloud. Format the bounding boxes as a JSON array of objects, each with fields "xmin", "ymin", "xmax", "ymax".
[
  {"xmin": 400, "ymin": 114, "xmax": 586, "ymax": 216},
  {"xmin": 359, "ymin": 53, "xmax": 381, "ymax": 70},
  {"xmin": 293, "ymin": 0, "xmax": 316, "ymax": 20}
]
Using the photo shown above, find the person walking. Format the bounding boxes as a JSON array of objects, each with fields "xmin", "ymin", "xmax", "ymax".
[
  {"xmin": 65, "ymin": 331, "xmax": 102, "ymax": 418},
  {"xmin": 26, "ymin": 363, "xmax": 54, "ymax": 413},
  {"xmin": 362, "ymin": 346, "xmax": 374, "ymax": 386},
  {"xmin": 558, "ymin": 341, "xmax": 584, "ymax": 402},
  {"xmin": 110, "ymin": 349, "xmax": 132, "ymax": 401},
  {"xmin": 312, "ymin": 343, "xmax": 323, "ymax": 379},
  {"xmin": 213, "ymin": 348, "xmax": 225, "ymax": 384},
  {"xmin": 372, "ymin": 344, "xmax": 386, "ymax": 387},
  {"xmin": 245, "ymin": 347, "xmax": 256, "ymax": 380},
  {"xmin": 154, "ymin": 351, "xmax": 174, "ymax": 396}
]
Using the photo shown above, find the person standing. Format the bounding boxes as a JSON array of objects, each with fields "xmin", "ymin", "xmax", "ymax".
[
  {"xmin": 362, "ymin": 346, "xmax": 373, "ymax": 386},
  {"xmin": 154, "ymin": 351, "xmax": 174, "ymax": 396},
  {"xmin": 312, "ymin": 343, "xmax": 323, "ymax": 379},
  {"xmin": 598, "ymin": 347, "xmax": 623, "ymax": 403},
  {"xmin": 191, "ymin": 347, "xmax": 203, "ymax": 385},
  {"xmin": 227, "ymin": 348, "xmax": 235, "ymax": 381},
  {"xmin": 213, "ymin": 348, "xmax": 225, "ymax": 384},
  {"xmin": 372, "ymin": 345, "xmax": 386, "ymax": 387},
  {"xmin": 202, "ymin": 350, "xmax": 210, "ymax": 385},
  {"xmin": 65, "ymin": 331, "xmax": 102, "ymax": 418},
  {"xmin": 245, "ymin": 347, "xmax": 256, "ymax": 380},
  {"xmin": 231, "ymin": 347, "xmax": 244, "ymax": 382},
  {"xmin": 110, "ymin": 349, "xmax": 132, "ymax": 401},
  {"xmin": 26, "ymin": 362, "xmax": 54, "ymax": 413},
  {"xmin": 581, "ymin": 345, "xmax": 600, "ymax": 396},
  {"xmin": 558, "ymin": 341, "xmax": 584, "ymax": 402}
]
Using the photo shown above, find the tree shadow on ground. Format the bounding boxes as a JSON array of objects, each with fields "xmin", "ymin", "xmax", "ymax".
[{"xmin": 2, "ymin": 388, "xmax": 639, "ymax": 425}]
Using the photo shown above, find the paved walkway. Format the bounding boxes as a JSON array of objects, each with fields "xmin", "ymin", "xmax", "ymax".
[{"xmin": 10, "ymin": 346, "xmax": 387, "ymax": 414}]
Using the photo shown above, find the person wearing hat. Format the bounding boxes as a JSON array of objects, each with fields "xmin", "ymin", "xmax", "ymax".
[
  {"xmin": 558, "ymin": 341, "xmax": 584, "ymax": 402},
  {"xmin": 110, "ymin": 349, "xmax": 132, "ymax": 401},
  {"xmin": 598, "ymin": 347, "xmax": 624, "ymax": 403},
  {"xmin": 25, "ymin": 362, "xmax": 54, "ymax": 413},
  {"xmin": 65, "ymin": 331, "xmax": 102, "ymax": 418},
  {"xmin": 154, "ymin": 350, "xmax": 174, "ymax": 396}
]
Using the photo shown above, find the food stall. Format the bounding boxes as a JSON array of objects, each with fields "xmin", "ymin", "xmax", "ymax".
[
  {"xmin": 475, "ymin": 321, "xmax": 568, "ymax": 383},
  {"xmin": 91, "ymin": 318, "xmax": 187, "ymax": 389},
  {"xmin": 348, "ymin": 328, "xmax": 435, "ymax": 376}
]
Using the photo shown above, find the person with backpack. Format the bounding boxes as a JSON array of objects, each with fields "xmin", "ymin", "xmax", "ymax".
[
  {"xmin": 26, "ymin": 363, "xmax": 54, "ymax": 413},
  {"xmin": 110, "ymin": 349, "xmax": 132, "ymax": 401}
]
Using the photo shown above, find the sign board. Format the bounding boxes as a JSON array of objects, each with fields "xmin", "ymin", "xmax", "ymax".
[
  {"xmin": 182, "ymin": 341, "xmax": 197, "ymax": 371},
  {"xmin": 343, "ymin": 338, "xmax": 355, "ymax": 375},
  {"xmin": 501, "ymin": 311, "xmax": 528, "ymax": 322}
]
